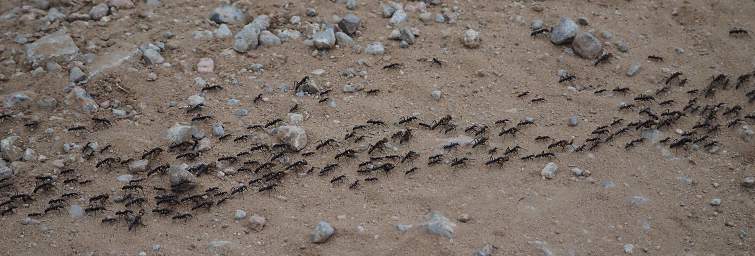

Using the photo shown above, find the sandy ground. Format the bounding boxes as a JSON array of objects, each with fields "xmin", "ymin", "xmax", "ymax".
[{"xmin": 0, "ymin": 0, "xmax": 754, "ymax": 255}]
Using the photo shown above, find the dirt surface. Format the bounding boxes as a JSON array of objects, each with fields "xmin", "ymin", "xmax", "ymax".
[{"xmin": 0, "ymin": 0, "xmax": 754, "ymax": 255}]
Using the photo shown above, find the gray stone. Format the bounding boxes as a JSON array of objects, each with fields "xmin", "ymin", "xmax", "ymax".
[
  {"xmin": 365, "ymin": 42, "xmax": 385, "ymax": 55},
  {"xmin": 338, "ymin": 14, "xmax": 361, "ymax": 36},
  {"xmin": 571, "ymin": 167, "xmax": 590, "ymax": 177},
  {"xmin": 419, "ymin": 12, "xmax": 433, "ymax": 24},
  {"xmin": 31, "ymin": 0, "xmax": 50, "ymax": 9},
  {"xmin": 233, "ymin": 25, "xmax": 260, "ymax": 53},
  {"xmin": 346, "ymin": 0, "xmax": 358, "ymax": 10},
  {"xmin": 572, "ymin": 32, "xmax": 602, "ymax": 59},
  {"xmin": 306, "ymin": 8, "xmax": 317, "ymax": 17},
  {"xmin": 473, "ymin": 244, "xmax": 496, "ymax": 256},
  {"xmin": 22, "ymin": 148, "xmax": 35, "ymax": 161},
  {"xmin": 541, "ymin": 162, "xmax": 558, "ymax": 179},
  {"xmin": 435, "ymin": 13, "xmax": 446, "ymax": 23},
  {"xmin": 399, "ymin": 27, "xmax": 416, "ymax": 45},
  {"xmin": 423, "ymin": 212, "xmax": 455, "ymax": 239},
  {"xmin": 209, "ymin": 4, "xmax": 246, "ymax": 24},
  {"xmin": 128, "ymin": 159, "xmax": 149, "ymax": 173},
  {"xmin": 107, "ymin": 0, "xmax": 135, "ymax": 9},
  {"xmin": 22, "ymin": 217, "xmax": 40, "ymax": 225},
  {"xmin": 550, "ymin": 17, "xmax": 578, "ymax": 45},
  {"xmin": 462, "ymin": 29, "xmax": 481, "ymax": 48},
  {"xmin": 234, "ymin": 210, "xmax": 247, "ymax": 220},
  {"xmin": 601, "ymin": 31, "xmax": 614, "ymax": 40},
  {"xmin": 389, "ymin": 9, "xmax": 407, "ymax": 26},
  {"xmin": 739, "ymin": 125, "xmax": 753, "ymax": 142},
  {"xmin": 312, "ymin": 27, "xmax": 336, "ymax": 50},
  {"xmin": 288, "ymin": 113, "xmax": 304, "ymax": 125},
  {"xmin": 568, "ymin": 116, "xmax": 578, "ymax": 126},
  {"xmin": 196, "ymin": 137, "xmax": 212, "ymax": 152},
  {"xmin": 258, "ymin": 31, "xmax": 281, "ymax": 46},
  {"xmin": 249, "ymin": 15, "xmax": 271, "ymax": 31},
  {"xmin": 69, "ymin": 67, "xmax": 87, "ymax": 83},
  {"xmin": 165, "ymin": 123, "xmax": 194, "ymax": 145},
  {"xmin": 214, "ymin": 24, "xmax": 232, "ymax": 39},
  {"xmin": 89, "ymin": 3, "xmax": 109, "ymax": 20},
  {"xmin": 273, "ymin": 125, "xmax": 308, "ymax": 151},
  {"xmin": 233, "ymin": 108, "xmax": 249, "ymax": 117},
  {"xmin": 626, "ymin": 63, "xmax": 641, "ymax": 77},
  {"xmin": 310, "ymin": 221, "xmax": 335, "ymax": 243},
  {"xmin": 627, "ymin": 195, "xmax": 650, "ymax": 206},
  {"xmin": 335, "ymin": 32, "xmax": 354, "ymax": 46},
  {"xmin": 710, "ymin": 198, "xmax": 722, "ymax": 206},
  {"xmin": 246, "ymin": 214, "xmax": 266, "ymax": 232},
  {"xmin": 68, "ymin": 86, "xmax": 98, "ymax": 112},
  {"xmin": 278, "ymin": 29, "xmax": 301, "ymax": 42},
  {"xmin": 602, "ymin": 180, "xmax": 616, "ymax": 188},
  {"xmin": 3, "ymin": 92, "xmax": 31, "ymax": 109},
  {"xmin": 192, "ymin": 30, "xmax": 214, "ymax": 40},
  {"xmin": 169, "ymin": 163, "xmax": 196, "ymax": 191},
  {"xmin": 431, "ymin": 90, "xmax": 442, "ymax": 100},
  {"xmin": 382, "ymin": 3, "xmax": 398, "ymax": 18},
  {"xmin": 623, "ymin": 244, "xmax": 634, "ymax": 254},
  {"xmin": 207, "ymin": 240, "xmax": 236, "ymax": 256},
  {"xmin": 88, "ymin": 45, "xmax": 140, "ymax": 78},
  {"xmin": 290, "ymin": 16, "xmax": 301, "ymax": 25},
  {"xmin": 112, "ymin": 108, "xmax": 127, "ymax": 117},
  {"xmin": 212, "ymin": 123, "xmax": 225, "ymax": 137},
  {"xmin": 46, "ymin": 8, "xmax": 65, "ymax": 22},
  {"xmin": 531, "ymin": 19, "xmax": 544, "ymax": 30},
  {"xmin": 396, "ymin": 224, "xmax": 412, "ymax": 233},
  {"xmin": 69, "ymin": 204, "xmax": 84, "ymax": 218},
  {"xmin": 187, "ymin": 95, "xmax": 205, "ymax": 107},
  {"xmin": 615, "ymin": 41, "xmax": 629, "ymax": 52},
  {"xmin": 141, "ymin": 48, "xmax": 164, "ymax": 65},
  {"xmin": 743, "ymin": 176, "xmax": 755, "ymax": 188},
  {"xmin": 0, "ymin": 160, "xmax": 13, "ymax": 179},
  {"xmin": 46, "ymin": 61, "xmax": 62, "ymax": 72},
  {"xmin": 342, "ymin": 83, "xmax": 363, "ymax": 93},
  {"xmin": 116, "ymin": 174, "xmax": 133, "ymax": 183},
  {"xmin": 25, "ymin": 30, "xmax": 80, "ymax": 66}
]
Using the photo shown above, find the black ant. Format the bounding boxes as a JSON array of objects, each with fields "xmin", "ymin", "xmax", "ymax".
[
  {"xmin": 330, "ymin": 175, "xmax": 346, "ymax": 184},
  {"xmin": 349, "ymin": 180, "xmax": 360, "ymax": 189},
  {"xmin": 612, "ymin": 87, "xmax": 630, "ymax": 94},
  {"xmin": 258, "ymin": 184, "xmax": 278, "ymax": 192},
  {"xmin": 253, "ymin": 94, "xmax": 264, "ymax": 104},
  {"xmin": 449, "ymin": 157, "xmax": 469, "ymax": 167},
  {"xmin": 485, "ymin": 156, "xmax": 509, "ymax": 167},
  {"xmin": 647, "ymin": 55, "xmax": 664, "ymax": 62},
  {"xmin": 383, "ymin": 63, "xmax": 402, "ymax": 69},
  {"xmin": 517, "ymin": 91, "xmax": 530, "ymax": 98},
  {"xmin": 264, "ymin": 118, "xmax": 284, "ymax": 128},
  {"xmin": 141, "ymin": 147, "xmax": 163, "ymax": 159},
  {"xmin": 365, "ymin": 89, "xmax": 381, "ymax": 95},
  {"xmin": 729, "ymin": 28, "xmax": 749, "ymax": 36},
  {"xmin": 472, "ymin": 137, "xmax": 488, "ymax": 148},
  {"xmin": 594, "ymin": 89, "xmax": 607, "ymax": 94},
  {"xmin": 398, "ymin": 116, "xmax": 418, "ymax": 124},
  {"xmin": 67, "ymin": 126, "xmax": 87, "ymax": 132},
  {"xmin": 201, "ymin": 85, "xmax": 223, "ymax": 92},
  {"xmin": 558, "ymin": 74, "xmax": 576, "ymax": 83},
  {"xmin": 191, "ymin": 114, "xmax": 213, "ymax": 122},
  {"xmin": 530, "ymin": 27, "xmax": 550, "ymax": 36},
  {"xmin": 431, "ymin": 58, "xmax": 443, "ymax": 67},
  {"xmin": 92, "ymin": 117, "xmax": 112, "ymax": 127},
  {"xmin": 442, "ymin": 142, "xmax": 460, "ymax": 150},
  {"xmin": 593, "ymin": 52, "xmax": 612, "ymax": 66},
  {"xmin": 172, "ymin": 213, "xmax": 193, "ymax": 221},
  {"xmin": 405, "ymin": 167, "xmax": 418, "ymax": 175}
]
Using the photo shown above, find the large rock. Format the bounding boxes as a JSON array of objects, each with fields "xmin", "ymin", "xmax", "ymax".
[
  {"xmin": 312, "ymin": 27, "xmax": 336, "ymax": 50},
  {"xmin": 550, "ymin": 17, "xmax": 578, "ymax": 45},
  {"xmin": 165, "ymin": 123, "xmax": 194, "ymax": 145},
  {"xmin": 0, "ymin": 135, "xmax": 23, "ymax": 161},
  {"xmin": 273, "ymin": 125, "xmax": 308, "ymax": 151},
  {"xmin": 338, "ymin": 14, "xmax": 361, "ymax": 36},
  {"xmin": 310, "ymin": 221, "xmax": 335, "ymax": 243},
  {"xmin": 209, "ymin": 4, "xmax": 246, "ymax": 24},
  {"xmin": 572, "ymin": 32, "xmax": 602, "ymax": 59},
  {"xmin": 25, "ymin": 30, "xmax": 80, "ymax": 66},
  {"xmin": 233, "ymin": 25, "xmax": 260, "ymax": 53}
]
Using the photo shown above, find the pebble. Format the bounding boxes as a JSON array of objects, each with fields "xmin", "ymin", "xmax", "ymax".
[
  {"xmin": 116, "ymin": 174, "xmax": 133, "ymax": 183},
  {"xmin": 249, "ymin": 15, "xmax": 271, "ymax": 31},
  {"xmin": 259, "ymin": 31, "xmax": 282, "ymax": 46},
  {"xmin": 626, "ymin": 63, "xmax": 641, "ymax": 77},
  {"xmin": 335, "ymin": 32, "xmax": 354, "ymax": 46},
  {"xmin": 346, "ymin": 0, "xmax": 357, "ymax": 10},
  {"xmin": 197, "ymin": 58, "xmax": 214, "ymax": 73},
  {"xmin": 69, "ymin": 67, "xmax": 87, "ymax": 83},
  {"xmin": 141, "ymin": 48, "xmax": 164, "ymax": 65},
  {"xmin": 389, "ymin": 9, "xmax": 408, "ymax": 26},
  {"xmin": 89, "ymin": 3, "xmax": 109, "ymax": 20},
  {"xmin": 399, "ymin": 27, "xmax": 416, "ymax": 45},
  {"xmin": 288, "ymin": 113, "xmax": 304, "ymax": 125},
  {"xmin": 743, "ymin": 176, "xmax": 755, "ymax": 188},
  {"xmin": 233, "ymin": 108, "xmax": 249, "ymax": 117},
  {"xmin": 306, "ymin": 8, "xmax": 317, "ymax": 17},
  {"xmin": 423, "ymin": 212, "xmax": 455, "ymax": 239},
  {"xmin": 382, "ymin": 3, "xmax": 398, "ymax": 18},
  {"xmin": 3, "ymin": 92, "xmax": 31, "ymax": 109},
  {"xmin": 107, "ymin": 0, "xmax": 134, "ymax": 9},
  {"xmin": 418, "ymin": 12, "xmax": 433, "ymax": 24},
  {"xmin": 272, "ymin": 125, "xmax": 308, "ymax": 151},
  {"xmin": 570, "ymin": 167, "xmax": 590, "ymax": 177},
  {"xmin": 207, "ymin": 240, "xmax": 235, "ymax": 256},
  {"xmin": 431, "ymin": 89, "xmax": 442, "ymax": 100},
  {"xmin": 312, "ymin": 27, "xmax": 336, "ymax": 50},
  {"xmin": 462, "ymin": 29, "xmax": 481, "ymax": 49},
  {"xmin": 710, "ymin": 198, "xmax": 721, "ymax": 206},
  {"xmin": 128, "ymin": 159, "xmax": 149, "ymax": 173},
  {"xmin": 541, "ymin": 162, "xmax": 558, "ymax": 179},
  {"xmin": 233, "ymin": 25, "xmax": 260, "ymax": 53},
  {"xmin": 70, "ymin": 87, "xmax": 99, "ymax": 112},
  {"xmin": 365, "ymin": 42, "xmax": 385, "ymax": 55},
  {"xmin": 338, "ymin": 14, "xmax": 361, "ymax": 36},
  {"xmin": 209, "ymin": 4, "xmax": 246, "ymax": 24},
  {"xmin": 601, "ymin": 31, "xmax": 613, "ymax": 40},
  {"xmin": 623, "ymin": 244, "xmax": 634, "ymax": 254},
  {"xmin": 211, "ymin": 123, "xmax": 225, "ymax": 137},
  {"xmin": 435, "ymin": 14, "xmax": 446, "ymax": 23},
  {"xmin": 290, "ymin": 16, "xmax": 301, "ymax": 25},
  {"xmin": 567, "ymin": 116, "xmax": 579, "ymax": 126},
  {"xmin": 69, "ymin": 204, "xmax": 83, "ymax": 218},
  {"xmin": 22, "ymin": 217, "xmax": 40, "ymax": 225},
  {"xmin": 246, "ymin": 214, "xmax": 266, "ymax": 232},
  {"xmin": 165, "ymin": 123, "xmax": 194, "ymax": 145},
  {"xmin": 342, "ymin": 83, "xmax": 363, "ymax": 93},
  {"xmin": 169, "ymin": 164, "xmax": 196, "ymax": 191},
  {"xmin": 457, "ymin": 214, "xmax": 471, "ymax": 223},
  {"xmin": 310, "ymin": 221, "xmax": 335, "ymax": 243},
  {"xmin": 531, "ymin": 19, "xmax": 544, "ymax": 30},
  {"xmin": 278, "ymin": 29, "xmax": 301, "ymax": 42},
  {"xmin": 395, "ymin": 224, "xmax": 412, "ymax": 233},
  {"xmin": 628, "ymin": 195, "xmax": 650, "ymax": 206},
  {"xmin": 615, "ymin": 41, "xmax": 629, "ymax": 52},
  {"xmin": 550, "ymin": 17, "xmax": 578, "ymax": 45},
  {"xmin": 187, "ymin": 95, "xmax": 205, "ymax": 107},
  {"xmin": 473, "ymin": 244, "xmax": 496, "ymax": 256},
  {"xmin": 572, "ymin": 32, "xmax": 602, "ymax": 59},
  {"xmin": 192, "ymin": 30, "xmax": 214, "ymax": 40},
  {"xmin": 214, "ymin": 24, "xmax": 232, "ymax": 39}
]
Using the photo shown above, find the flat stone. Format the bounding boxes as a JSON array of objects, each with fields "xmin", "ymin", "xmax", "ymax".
[
  {"xmin": 88, "ymin": 44, "xmax": 140, "ymax": 78},
  {"xmin": 25, "ymin": 30, "xmax": 80, "ymax": 66},
  {"xmin": 626, "ymin": 63, "xmax": 641, "ymax": 77},
  {"xmin": 335, "ymin": 32, "xmax": 354, "ymax": 46},
  {"xmin": 462, "ymin": 29, "xmax": 481, "ymax": 48},
  {"xmin": 365, "ymin": 42, "xmax": 385, "ymax": 55}
]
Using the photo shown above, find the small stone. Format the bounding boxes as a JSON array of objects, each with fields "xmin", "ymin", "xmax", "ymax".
[
  {"xmin": 342, "ymin": 83, "xmax": 363, "ymax": 93},
  {"xmin": 165, "ymin": 123, "xmax": 194, "ymax": 145},
  {"xmin": 234, "ymin": 210, "xmax": 247, "ymax": 220},
  {"xmin": 1, "ymin": 135, "xmax": 22, "ymax": 162},
  {"xmin": 209, "ymin": 4, "xmax": 246, "ymax": 24},
  {"xmin": 346, "ymin": 0, "xmax": 358, "ymax": 10},
  {"xmin": 338, "ymin": 14, "xmax": 361, "ymax": 36},
  {"xmin": 541, "ymin": 162, "xmax": 558, "ymax": 179},
  {"xmin": 187, "ymin": 95, "xmax": 205, "ymax": 107},
  {"xmin": 628, "ymin": 195, "xmax": 650, "ymax": 206},
  {"xmin": 312, "ymin": 27, "xmax": 336, "ymax": 50},
  {"xmin": 37, "ymin": 96, "xmax": 57, "ymax": 109},
  {"xmin": 233, "ymin": 25, "xmax": 260, "ymax": 53},
  {"xmin": 273, "ymin": 125, "xmax": 308, "ymax": 151},
  {"xmin": 169, "ymin": 164, "xmax": 196, "ymax": 192},
  {"xmin": 389, "ymin": 9, "xmax": 408, "ymax": 26},
  {"xmin": 3, "ymin": 92, "xmax": 31, "ymax": 109},
  {"xmin": 22, "ymin": 217, "xmax": 40, "ymax": 225},
  {"xmin": 141, "ymin": 48, "xmax": 164, "ymax": 65},
  {"xmin": 423, "ymin": 212, "xmax": 455, "ymax": 239},
  {"xmin": 212, "ymin": 123, "xmax": 225, "ymax": 137},
  {"xmin": 601, "ymin": 31, "xmax": 613, "ymax": 40},
  {"xmin": 25, "ymin": 30, "xmax": 80, "ymax": 66},
  {"xmin": 89, "ymin": 3, "xmax": 109, "ymax": 20},
  {"xmin": 710, "ymin": 198, "xmax": 722, "ymax": 206},
  {"xmin": 278, "ymin": 30, "xmax": 301, "ymax": 42},
  {"xmin": 335, "ymin": 32, "xmax": 354, "ymax": 46},
  {"xmin": 576, "ymin": 17, "xmax": 589, "ymax": 26},
  {"xmin": 22, "ymin": 148, "xmax": 35, "ymax": 161},
  {"xmin": 462, "ymin": 29, "xmax": 481, "ymax": 48},
  {"xmin": 418, "ymin": 12, "xmax": 433, "ymax": 24},
  {"xmin": 395, "ymin": 224, "xmax": 412, "ymax": 233},
  {"xmin": 626, "ymin": 63, "xmax": 641, "ymax": 77},
  {"xmin": 615, "ymin": 41, "xmax": 629, "ymax": 52},
  {"xmin": 214, "ymin": 24, "xmax": 232, "ymax": 39},
  {"xmin": 399, "ymin": 27, "xmax": 416, "ymax": 45},
  {"xmin": 69, "ymin": 204, "xmax": 84, "ymax": 218},
  {"xmin": 107, "ymin": 0, "xmax": 134, "ymax": 9},
  {"xmin": 310, "ymin": 221, "xmax": 335, "ymax": 243},
  {"xmin": 743, "ymin": 176, "xmax": 755, "ymax": 188},
  {"xmin": 306, "ymin": 8, "xmax": 317, "ymax": 17},
  {"xmin": 193, "ymin": 30, "xmax": 215, "ymax": 41},
  {"xmin": 457, "ymin": 214, "xmax": 471, "ymax": 223},
  {"xmin": 246, "ymin": 214, "xmax": 266, "ymax": 232},
  {"xmin": 128, "ymin": 159, "xmax": 149, "ymax": 173},
  {"xmin": 572, "ymin": 32, "xmax": 603, "ymax": 59},
  {"xmin": 233, "ymin": 109, "xmax": 249, "ymax": 117},
  {"xmin": 249, "ymin": 15, "xmax": 271, "ymax": 31},
  {"xmin": 531, "ymin": 19, "xmax": 544, "ymax": 30},
  {"xmin": 207, "ymin": 240, "xmax": 236, "ymax": 256},
  {"xmin": 739, "ymin": 125, "xmax": 753, "ymax": 142},
  {"xmin": 567, "ymin": 116, "xmax": 578, "ymax": 127},
  {"xmin": 431, "ymin": 89, "xmax": 442, "ymax": 100},
  {"xmin": 473, "ymin": 244, "xmax": 496, "ymax": 256},
  {"xmin": 197, "ymin": 58, "xmax": 214, "ymax": 73},
  {"xmin": 112, "ymin": 108, "xmax": 127, "ymax": 117},
  {"xmin": 259, "ymin": 31, "xmax": 282, "ymax": 47},
  {"xmin": 69, "ymin": 67, "xmax": 87, "ymax": 83},
  {"xmin": 571, "ymin": 167, "xmax": 590, "ymax": 177},
  {"xmin": 382, "ymin": 3, "xmax": 398, "ymax": 18},
  {"xmin": 550, "ymin": 17, "xmax": 578, "ymax": 45},
  {"xmin": 623, "ymin": 244, "xmax": 634, "ymax": 254},
  {"xmin": 435, "ymin": 14, "xmax": 446, "ymax": 23},
  {"xmin": 290, "ymin": 16, "xmax": 301, "ymax": 25},
  {"xmin": 365, "ymin": 42, "xmax": 385, "ymax": 55},
  {"xmin": 675, "ymin": 48, "xmax": 685, "ymax": 54},
  {"xmin": 288, "ymin": 113, "xmax": 304, "ymax": 125},
  {"xmin": 116, "ymin": 174, "xmax": 133, "ymax": 183}
]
